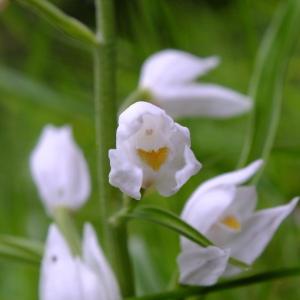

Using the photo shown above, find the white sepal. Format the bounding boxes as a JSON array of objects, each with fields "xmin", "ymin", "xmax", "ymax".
[
  {"xmin": 82, "ymin": 224, "xmax": 121, "ymax": 300},
  {"xmin": 39, "ymin": 224, "xmax": 121, "ymax": 300},
  {"xmin": 138, "ymin": 49, "xmax": 252, "ymax": 118},
  {"xmin": 178, "ymin": 244, "xmax": 230, "ymax": 286},
  {"xmin": 223, "ymin": 197, "xmax": 299, "ymax": 276},
  {"xmin": 140, "ymin": 49, "xmax": 219, "ymax": 87},
  {"xmin": 154, "ymin": 84, "xmax": 252, "ymax": 118}
]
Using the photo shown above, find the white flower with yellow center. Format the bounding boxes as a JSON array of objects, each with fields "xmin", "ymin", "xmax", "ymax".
[
  {"xmin": 109, "ymin": 101, "xmax": 201, "ymax": 200},
  {"xmin": 30, "ymin": 125, "xmax": 91, "ymax": 214},
  {"xmin": 40, "ymin": 223, "xmax": 121, "ymax": 300},
  {"xmin": 178, "ymin": 160, "xmax": 299, "ymax": 286},
  {"xmin": 138, "ymin": 49, "xmax": 252, "ymax": 119}
]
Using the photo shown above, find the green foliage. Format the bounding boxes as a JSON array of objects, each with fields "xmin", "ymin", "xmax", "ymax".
[
  {"xmin": 127, "ymin": 206, "xmax": 212, "ymax": 247},
  {"xmin": 239, "ymin": 0, "xmax": 300, "ymax": 180},
  {"xmin": 0, "ymin": 0, "xmax": 300, "ymax": 299}
]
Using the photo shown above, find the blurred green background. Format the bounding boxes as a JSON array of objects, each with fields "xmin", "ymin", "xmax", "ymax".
[{"xmin": 1, "ymin": 0, "xmax": 300, "ymax": 299}]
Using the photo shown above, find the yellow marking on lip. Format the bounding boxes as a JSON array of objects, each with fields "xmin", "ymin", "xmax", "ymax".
[
  {"xmin": 137, "ymin": 147, "xmax": 169, "ymax": 171},
  {"xmin": 221, "ymin": 215, "xmax": 241, "ymax": 230}
]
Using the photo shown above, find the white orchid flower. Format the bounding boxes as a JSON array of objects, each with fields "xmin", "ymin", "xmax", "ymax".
[
  {"xmin": 40, "ymin": 223, "xmax": 121, "ymax": 300},
  {"xmin": 109, "ymin": 101, "xmax": 201, "ymax": 200},
  {"xmin": 30, "ymin": 125, "xmax": 90, "ymax": 214},
  {"xmin": 178, "ymin": 160, "xmax": 299, "ymax": 286},
  {"xmin": 138, "ymin": 49, "xmax": 251, "ymax": 119}
]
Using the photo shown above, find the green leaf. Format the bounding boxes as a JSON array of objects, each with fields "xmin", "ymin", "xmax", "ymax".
[
  {"xmin": 126, "ymin": 267, "xmax": 300, "ymax": 300},
  {"xmin": 0, "ymin": 244, "xmax": 39, "ymax": 265},
  {"xmin": 238, "ymin": 0, "xmax": 300, "ymax": 177},
  {"xmin": 125, "ymin": 206, "xmax": 248, "ymax": 269},
  {"xmin": 0, "ymin": 236, "xmax": 43, "ymax": 266},
  {"xmin": 0, "ymin": 235, "xmax": 44, "ymax": 258},
  {"xmin": 127, "ymin": 205, "xmax": 212, "ymax": 246},
  {"xmin": 0, "ymin": 235, "xmax": 43, "ymax": 266},
  {"xmin": 0, "ymin": 65, "xmax": 92, "ymax": 117}
]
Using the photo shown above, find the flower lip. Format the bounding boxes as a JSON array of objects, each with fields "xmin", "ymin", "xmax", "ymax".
[
  {"xmin": 137, "ymin": 147, "xmax": 169, "ymax": 171},
  {"xmin": 219, "ymin": 215, "xmax": 241, "ymax": 231}
]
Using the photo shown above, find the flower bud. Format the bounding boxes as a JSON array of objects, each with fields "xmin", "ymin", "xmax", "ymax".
[
  {"xmin": 30, "ymin": 125, "xmax": 90, "ymax": 214},
  {"xmin": 40, "ymin": 223, "xmax": 121, "ymax": 300}
]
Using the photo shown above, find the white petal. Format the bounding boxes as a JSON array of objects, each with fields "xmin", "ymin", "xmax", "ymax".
[
  {"xmin": 178, "ymin": 245, "xmax": 230, "ymax": 286},
  {"xmin": 117, "ymin": 101, "xmax": 169, "ymax": 145},
  {"xmin": 30, "ymin": 125, "xmax": 91, "ymax": 214},
  {"xmin": 83, "ymin": 224, "xmax": 121, "ymax": 300},
  {"xmin": 76, "ymin": 258, "xmax": 105, "ymax": 300},
  {"xmin": 39, "ymin": 225, "xmax": 82, "ymax": 300},
  {"xmin": 227, "ymin": 186, "xmax": 257, "ymax": 220},
  {"xmin": 154, "ymin": 84, "xmax": 252, "ymax": 118},
  {"xmin": 139, "ymin": 49, "xmax": 219, "ymax": 88},
  {"xmin": 155, "ymin": 146, "xmax": 201, "ymax": 196},
  {"xmin": 154, "ymin": 123, "xmax": 201, "ymax": 196},
  {"xmin": 225, "ymin": 197, "xmax": 299, "ymax": 267},
  {"xmin": 206, "ymin": 187, "xmax": 257, "ymax": 247},
  {"xmin": 198, "ymin": 160, "xmax": 263, "ymax": 195},
  {"xmin": 181, "ymin": 185, "xmax": 236, "ymax": 237},
  {"xmin": 175, "ymin": 147, "xmax": 202, "ymax": 191},
  {"xmin": 109, "ymin": 149, "xmax": 143, "ymax": 200}
]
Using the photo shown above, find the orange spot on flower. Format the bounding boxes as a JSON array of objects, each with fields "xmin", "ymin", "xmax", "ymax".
[
  {"xmin": 221, "ymin": 215, "xmax": 241, "ymax": 230},
  {"xmin": 137, "ymin": 147, "xmax": 169, "ymax": 171}
]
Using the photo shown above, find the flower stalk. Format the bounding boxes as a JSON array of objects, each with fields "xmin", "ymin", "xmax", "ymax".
[
  {"xmin": 94, "ymin": 0, "xmax": 134, "ymax": 296},
  {"xmin": 52, "ymin": 207, "xmax": 81, "ymax": 256},
  {"xmin": 16, "ymin": 0, "xmax": 98, "ymax": 46}
]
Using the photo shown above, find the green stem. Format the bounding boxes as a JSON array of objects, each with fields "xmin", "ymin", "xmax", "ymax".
[
  {"xmin": 53, "ymin": 207, "xmax": 81, "ymax": 256},
  {"xmin": 16, "ymin": 0, "xmax": 98, "ymax": 46},
  {"xmin": 126, "ymin": 267, "xmax": 300, "ymax": 300},
  {"xmin": 94, "ymin": 0, "xmax": 134, "ymax": 296},
  {"xmin": 109, "ymin": 195, "xmax": 139, "ymax": 227}
]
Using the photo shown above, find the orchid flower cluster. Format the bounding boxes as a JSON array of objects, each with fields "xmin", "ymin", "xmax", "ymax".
[{"xmin": 29, "ymin": 50, "xmax": 298, "ymax": 300}]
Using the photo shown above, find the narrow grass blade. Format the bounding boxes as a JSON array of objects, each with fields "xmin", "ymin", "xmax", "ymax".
[
  {"xmin": 0, "ymin": 235, "xmax": 44, "ymax": 257},
  {"xmin": 126, "ymin": 267, "xmax": 300, "ymax": 300},
  {"xmin": 238, "ymin": 0, "xmax": 300, "ymax": 179},
  {"xmin": 0, "ymin": 241, "xmax": 42, "ymax": 266}
]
